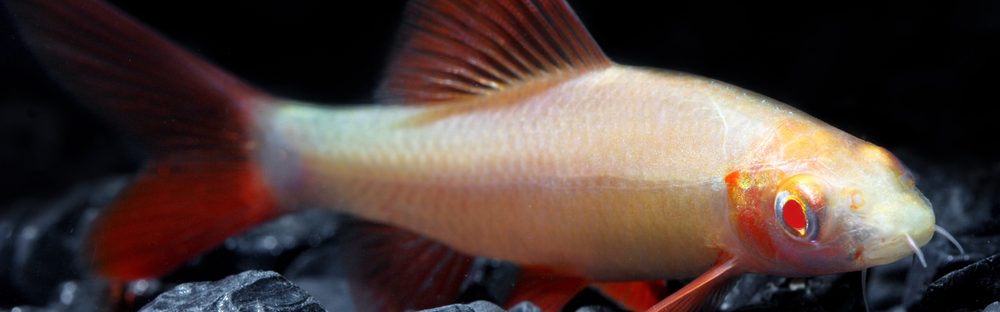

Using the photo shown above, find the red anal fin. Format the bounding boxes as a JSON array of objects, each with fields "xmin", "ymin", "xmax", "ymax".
[
  {"xmin": 377, "ymin": 0, "xmax": 612, "ymax": 104},
  {"xmin": 649, "ymin": 253, "xmax": 742, "ymax": 312},
  {"xmin": 6, "ymin": 0, "xmax": 281, "ymax": 280},
  {"xmin": 335, "ymin": 220, "xmax": 475, "ymax": 312},
  {"xmin": 504, "ymin": 266, "xmax": 589, "ymax": 312},
  {"xmin": 593, "ymin": 280, "xmax": 668, "ymax": 311}
]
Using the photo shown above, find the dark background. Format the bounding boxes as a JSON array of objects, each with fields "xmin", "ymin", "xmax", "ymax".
[
  {"xmin": 0, "ymin": 1, "xmax": 999, "ymax": 311},
  {"xmin": 1, "ymin": 1, "xmax": 998, "ymax": 207}
]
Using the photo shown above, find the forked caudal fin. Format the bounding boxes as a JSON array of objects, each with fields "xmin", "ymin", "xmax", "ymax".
[{"xmin": 5, "ymin": 0, "xmax": 280, "ymax": 280}]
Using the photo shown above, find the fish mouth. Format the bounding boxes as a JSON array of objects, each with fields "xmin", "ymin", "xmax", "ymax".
[
  {"xmin": 855, "ymin": 191, "xmax": 935, "ymax": 267},
  {"xmin": 861, "ymin": 235, "xmax": 914, "ymax": 266},
  {"xmin": 860, "ymin": 224, "xmax": 934, "ymax": 267}
]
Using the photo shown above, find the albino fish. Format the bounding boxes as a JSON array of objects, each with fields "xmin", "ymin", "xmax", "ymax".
[{"xmin": 7, "ymin": 0, "xmax": 937, "ymax": 311}]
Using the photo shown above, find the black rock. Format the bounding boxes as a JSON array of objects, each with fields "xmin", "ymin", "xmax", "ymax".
[
  {"xmin": 915, "ymin": 253, "xmax": 1000, "ymax": 312},
  {"xmin": 725, "ymin": 274, "xmax": 866, "ymax": 312},
  {"xmin": 457, "ymin": 258, "xmax": 521, "ymax": 304},
  {"xmin": 719, "ymin": 274, "xmax": 784, "ymax": 310},
  {"xmin": 0, "ymin": 176, "xmax": 125, "ymax": 306},
  {"xmin": 224, "ymin": 209, "xmax": 341, "ymax": 259},
  {"xmin": 506, "ymin": 301, "xmax": 542, "ymax": 312},
  {"xmin": 163, "ymin": 209, "xmax": 342, "ymax": 283},
  {"xmin": 282, "ymin": 241, "xmax": 355, "ymax": 312},
  {"xmin": 139, "ymin": 270, "xmax": 325, "ymax": 312},
  {"xmin": 419, "ymin": 300, "xmax": 507, "ymax": 312},
  {"xmin": 573, "ymin": 305, "xmax": 623, "ymax": 312},
  {"xmin": 898, "ymin": 236, "xmax": 1000, "ymax": 309},
  {"xmin": 894, "ymin": 160, "xmax": 1000, "ymax": 310},
  {"xmin": 8, "ymin": 279, "xmax": 110, "ymax": 312}
]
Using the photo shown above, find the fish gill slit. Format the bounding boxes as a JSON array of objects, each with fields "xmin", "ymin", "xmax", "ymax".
[
  {"xmin": 904, "ymin": 233, "xmax": 928, "ymax": 268},
  {"xmin": 934, "ymin": 225, "xmax": 966, "ymax": 255}
]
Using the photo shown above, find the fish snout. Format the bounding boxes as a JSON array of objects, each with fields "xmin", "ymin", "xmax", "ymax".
[{"xmin": 858, "ymin": 192, "xmax": 935, "ymax": 266}]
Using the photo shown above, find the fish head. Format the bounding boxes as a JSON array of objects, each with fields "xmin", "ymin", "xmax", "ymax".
[
  {"xmin": 835, "ymin": 143, "xmax": 936, "ymax": 269},
  {"xmin": 724, "ymin": 119, "xmax": 935, "ymax": 276}
]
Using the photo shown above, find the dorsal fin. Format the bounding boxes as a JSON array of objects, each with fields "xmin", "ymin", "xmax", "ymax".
[{"xmin": 377, "ymin": 0, "xmax": 611, "ymax": 104}]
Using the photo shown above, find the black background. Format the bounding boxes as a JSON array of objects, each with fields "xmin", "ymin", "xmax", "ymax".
[
  {"xmin": 1, "ymin": 1, "xmax": 999, "ymax": 203},
  {"xmin": 1, "ymin": 2, "xmax": 999, "ymax": 311}
]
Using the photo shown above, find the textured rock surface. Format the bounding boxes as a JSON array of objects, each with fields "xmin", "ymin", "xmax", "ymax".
[
  {"xmin": 0, "ymin": 177, "xmax": 124, "ymax": 306},
  {"xmin": 984, "ymin": 301, "xmax": 1000, "ymax": 312},
  {"xmin": 916, "ymin": 254, "xmax": 1000, "ymax": 311},
  {"xmin": 507, "ymin": 302, "xmax": 544, "ymax": 312},
  {"xmin": 161, "ymin": 209, "xmax": 342, "ymax": 283},
  {"xmin": 419, "ymin": 300, "xmax": 507, "ymax": 312},
  {"xmin": 282, "ymin": 239, "xmax": 356, "ymax": 312},
  {"xmin": 139, "ymin": 270, "xmax": 325, "ymax": 312}
]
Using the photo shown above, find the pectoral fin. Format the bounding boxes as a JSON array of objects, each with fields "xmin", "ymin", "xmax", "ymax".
[{"xmin": 649, "ymin": 253, "xmax": 741, "ymax": 312}]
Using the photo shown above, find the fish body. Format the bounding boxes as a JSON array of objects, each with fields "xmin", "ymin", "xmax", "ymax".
[
  {"xmin": 6, "ymin": 0, "xmax": 936, "ymax": 310},
  {"xmin": 263, "ymin": 63, "xmax": 932, "ymax": 281},
  {"xmin": 264, "ymin": 67, "xmax": 783, "ymax": 280}
]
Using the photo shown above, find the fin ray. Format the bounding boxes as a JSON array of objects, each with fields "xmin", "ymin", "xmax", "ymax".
[
  {"xmin": 377, "ymin": 0, "xmax": 611, "ymax": 104},
  {"xmin": 649, "ymin": 254, "xmax": 741, "ymax": 312},
  {"xmin": 335, "ymin": 220, "xmax": 475, "ymax": 311},
  {"xmin": 504, "ymin": 267, "xmax": 589, "ymax": 312}
]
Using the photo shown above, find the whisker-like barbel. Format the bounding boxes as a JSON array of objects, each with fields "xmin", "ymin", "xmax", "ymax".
[
  {"xmin": 935, "ymin": 225, "xmax": 965, "ymax": 255},
  {"xmin": 905, "ymin": 233, "xmax": 928, "ymax": 268},
  {"xmin": 860, "ymin": 268, "xmax": 870, "ymax": 312}
]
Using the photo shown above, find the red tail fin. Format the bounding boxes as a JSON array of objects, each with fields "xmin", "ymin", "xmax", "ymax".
[{"xmin": 6, "ymin": 0, "xmax": 281, "ymax": 280}]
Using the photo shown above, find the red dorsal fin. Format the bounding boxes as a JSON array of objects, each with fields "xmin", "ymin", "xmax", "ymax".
[
  {"xmin": 649, "ymin": 253, "xmax": 742, "ymax": 312},
  {"xmin": 377, "ymin": 0, "xmax": 612, "ymax": 104},
  {"xmin": 335, "ymin": 220, "xmax": 475, "ymax": 311},
  {"xmin": 6, "ymin": 0, "xmax": 281, "ymax": 280}
]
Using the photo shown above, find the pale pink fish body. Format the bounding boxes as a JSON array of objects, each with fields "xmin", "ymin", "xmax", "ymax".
[{"xmin": 264, "ymin": 66, "xmax": 821, "ymax": 280}]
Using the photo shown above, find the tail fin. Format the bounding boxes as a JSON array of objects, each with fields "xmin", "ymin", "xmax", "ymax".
[{"xmin": 5, "ymin": 0, "xmax": 281, "ymax": 280}]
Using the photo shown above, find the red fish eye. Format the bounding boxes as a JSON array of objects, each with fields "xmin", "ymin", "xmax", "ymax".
[
  {"xmin": 782, "ymin": 199, "xmax": 808, "ymax": 236},
  {"xmin": 775, "ymin": 176, "xmax": 825, "ymax": 240}
]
